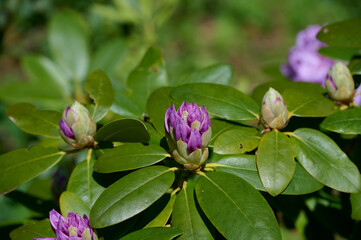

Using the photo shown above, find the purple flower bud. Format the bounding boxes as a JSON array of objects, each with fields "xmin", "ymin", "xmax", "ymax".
[
  {"xmin": 354, "ymin": 85, "xmax": 361, "ymax": 106},
  {"xmin": 281, "ymin": 25, "xmax": 336, "ymax": 85},
  {"xmin": 164, "ymin": 102, "xmax": 211, "ymax": 170},
  {"xmin": 34, "ymin": 209, "xmax": 98, "ymax": 240}
]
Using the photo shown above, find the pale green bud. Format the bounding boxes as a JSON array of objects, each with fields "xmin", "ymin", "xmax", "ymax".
[
  {"xmin": 325, "ymin": 62, "xmax": 355, "ymax": 102},
  {"xmin": 261, "ymin": 88, "xmax": 288, "ymax": 130}
]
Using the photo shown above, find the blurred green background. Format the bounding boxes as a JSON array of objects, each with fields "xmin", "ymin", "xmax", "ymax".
[{"xmin": 1, "ymin": 1, "xmax": 361, "ymax": 239}]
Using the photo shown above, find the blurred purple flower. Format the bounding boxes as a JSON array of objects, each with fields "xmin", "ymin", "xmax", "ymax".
[
  {"xmin": 282, "ymin": 25, "xmax": 336, "ymax": 85},
  {"xmin": 353, "ymin": 85, "xmax": 361, "ymax": 106},
  {"xmin": 165, "ymin": 102, "xmax": 211, "ymax": 170},
  {"xmin": 34, "ymin": 209, "xmax": 97, "ymax": 240}
]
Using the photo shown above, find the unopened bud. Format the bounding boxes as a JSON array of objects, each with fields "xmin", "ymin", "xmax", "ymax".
[
  {"xmin": 261, "ymin": 88, "xmax": 289, "ymax": 130},
  {"xmin": 325, "ymin": 62, "xmax": 354, "ymax": 102}
]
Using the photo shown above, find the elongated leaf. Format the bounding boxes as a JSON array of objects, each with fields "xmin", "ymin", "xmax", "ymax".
[
  {"xmin": 171, "ymin": 83, "xmax": 259, "ymax": 122},
  {"xmin": 257, "ymin": 131, "xmax": 295, "ymax": 196},
  {"xmin": 67, "ymin": 158, "xmax": 105, "ymax": 207},
  {"xmin": 90, "ymin": 166, "xmax": 175, "ymax": 227},
  {"xmin": 49, "ymin": 10, "xmax": 89, "ymax": 80},
  {"xmin": 146, "ymin": 87, "xmax": 177, "ymax": 136},
  {"xmin": 172, "ymin": 180, "xmax": 213, "ymax": 240},
  {"xmin": 60, "ymin": 191, "xmax": 90, "ymax": 217},
  {"xmin": 350, "ymin": 193, "xmax": 361, "ymax": 220},
  {"xmin": 321, "ymin": 108, "xmax": 361, "ymax": 134},
  {"xmin": 213, "ymin": 128, "xmax": 259, "ymax": 154},
  {"xmin": 6, "ymin": 103, "xmax": 62, "ymax": 138},
  {"xmin": 317, "ymin": 19, "xmax": 361, "ymax": 48},
  {"xmin": 127, "ymin": 47, "xmax": 168, "ymax": 112},
  {"xmin": 181, "ymin": 64, "xmax": 233, "ymax": 85},
  {"xmin": 95, "ymin": 119, "xmax": 150, "ymax": 143},
  {"xmin": 349, "ymin": 59, "xmax": 361, "ymax": 75},
  {"xmin": 111, "ymin": 91, "xmax": 144, "ymax": 118},
  {"xmin": 94, "ymin": 143, "xmax": 170, "ymax": 173},
  {"xmin": 283, "ymin": 88, "xmax": 338, "ymax": 117},
  {"xmin": 213, "ymin": 156, "xmax": 323, "ymax": 195},
  {"xmin": 0, "ymin": 146, "xmax": 65, "ymax": 194},
  {"xmin": 318, "ymin": 47, "xmax": 360, "ymax": 61},
  {"xmin": 10, "ymin": 219, "xmax": 55, "ymax": 240},
  {"xmin": 209, "ymin": 119, "xmax": 248, "ymax": 147},
  {"xmin": 195, "ymin": 172, "xmax": 281, "ymax": 240},
  {"xmin": 22, "ymin": 54, "xmax": 70, "ymax": 95},
  {"xmin": 85, "ymin": 70, "xmax": 114, "ymax": 122},
  {"xmin": 119, "ymin": 227, "xmax": 183, "ymax": 240},
  {"xmin": 291, "ymin": 128, "xmax": 361, "ymax": 193},
  {"xmin": 146, "ymin": 194, "xmax": 176, "ymax": 228}
]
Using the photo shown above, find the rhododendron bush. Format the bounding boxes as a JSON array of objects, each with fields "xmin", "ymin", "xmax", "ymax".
[{"xmin": 2, "ymin": 6, "xmax": 361, "ymax": 240}]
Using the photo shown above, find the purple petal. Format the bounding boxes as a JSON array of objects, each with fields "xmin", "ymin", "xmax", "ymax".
[
  {"xmin": 165, "ymin": 105, "xmax": 178, "ymax": 134},
  {"xmin": 177, "ymin": 101, "xmax": 187, "ymax": 118},
  {"xmin": 295, "ymin": 25, "xmax": 325, "ymax": 51},
  {"xmin": 82, "ymin": 215, "xmax": 93, "ymax": 237},
  {"xmin": 64, "ymin": 107, "xmax": 70, "ymax": 117},
  {"xmin": 186, "ymin": 103, "xmax": 202, "ymax": 125},
  {"xmin": 326, "ymin": 74, "xmax": 336, "ymax": 90},
  {"xmin": 59, "ymin": 119, "xmax": 75, "ymax": 139},
  {"xmin": 33, "ymin": 238, "xmax": 57, "ymax": 240},
  {"xmin": 49, "ymin": 209, "xmax": 65, "ymax": 232},
  {"xmin": 354, "ymin": 85, "xmax": 361, "ymax": 106},
  {"xmin": 187, "ymin": 129, "xmax": 202, "ymax": 153},
  {"xmin": 173, "ymin": 116, "xmax": 190, "ymax": 142},
  {"xmin": 199, "ymin": 106, "xmax": 211, "ymax": 134},
  {"xmin": 67, "ymin": 212, "xmax": 81, "ymax": 228}
]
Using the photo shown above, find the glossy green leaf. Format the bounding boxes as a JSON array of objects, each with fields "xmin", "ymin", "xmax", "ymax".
[
  {"xmin": 111, "ymin": 91, "xmax": 144, "ymax": 118},
  {"xmin": 95, "ymin": 119, "xmax": 150, "ymax": 143},
  {"xmin": 257, "ymin": 131, "xmax": 295, "ymax": 196},
  {"xmin": 85, "ymin": 70, "xmax": 114, "ymax": 122},
  {"xmin": 321, "ymin": 108, "xmax": 361, "ymax": 134},
  {"xmin": 251, "ymin": 80, "xmax": 325, "ymax": 105},
  {"xmin": 350, "ymin": 193, "xmax": 361, "ymax": 220},
  {"xmin": 67, "ymin": 158, "xmax": 105, "ymax": 207},
  {"xmin": 49, "ymin": 10, "xmax": 89, "ymax": 80},
  {"xmin": 172, "ymin": 180, "xmax": 213, "ymax": 240},
  {"xmin": 90, "ymin": 166, "xmax": 175, "ymax": 227},
  {"xmin": 291, "ymin": 128, "xmax": 361, "ymax": 193},
  {"xmin": 195, "ymin": 172, "xmax": 281, "ymax": 240},
  {"xmin": 0, "ymin": 146, "xmax": 65, "ymax": 194},
  {"xmin": 318, "ymin": 47, "xmax": 360, "ymax": 61},
  {"xmin": 147, "ymin": 87, "xmax": 176, "ymax": 136},
  {"xmin": 146, "ymin": 194, "xmax": 176, "ymax": 228},
  {"xmin": 171, "ymin": 83, "xmax": 259, "ymax": 121},
  {"xmin": 283, "ymin": 88, "xmax": 338, "ymax": 117},
  {"xmin": 213, "ymin": 128, "xmax": 259, "ymax": 154},
  {"xmin": 94, "ymin": 143, "xmax": 170, "ymax": 173},
  {"xmin": 181, "ymin": 64, "xmax": 233, "ymax": 85},
  {"xmin": 22, "ymin": 54, "xmax": 70, "ymax": 95},
  {"xmin": 317, "ymin": 19, "xmax": 361, "ymax": 48},
  {"xmin": 5, "ymin": 103, "xmax": 62, "ymax": 138},
  {"xmin": 60, "ymin": 191, "xmax": 90, "ymax": 217},
  {"xmin": 213, "ymin": 155, "xmax": 323, "ymax": 195},
  {"xmin": 119, "ymin": 227, "xmax": 183, "ymax": 240},
  {"xmin": 348, "ymin": 59, "xmax": 361, "ymax": 75},
  {"xmin": 209, "ymin": 119, "xmax": 249, "ymax": 147},
  {"xmin": 10, "ymin": 219, "xmax": 55, "ymax": 240},
  {"xmin": 127, "ymin": 47, "xmax": 168, "ymax": 112}
]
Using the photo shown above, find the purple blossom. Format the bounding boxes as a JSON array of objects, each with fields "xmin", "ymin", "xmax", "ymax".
[
  {"xmin": 34, "ymin": 209, "xmax": 96, "ymax": 240},
  {"xmin": 165, "ymin": 102, "xmax": 210, "ymax": 154},
  {"xmin": 281, "ymin": 25, "xmax": 336, "ymax": 85},
  {"xmin": 354, "ymin": 85, "xmax": 361, "ymax": 106}
]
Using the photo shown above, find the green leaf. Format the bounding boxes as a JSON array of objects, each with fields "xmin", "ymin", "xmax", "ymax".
[
  {"xmin": 0, "ymin": 146, "xmax": 65, "ymax": 194},
  {"xmin": 291, "ymin": 128, "xmax": 361, "ymax": 193},
  {"xmin": 181, "ymin": 64, "xmax": 233, "ymax": 85},
  {"xmin": 127, "ymin": 47, "xmax": 168, "ymax": 112},
  {"xmin": 85, "ymin": 70, "xmax": 114, "ymax": 122},
  {"xmin": 49, "ymin": 10, "xmax": 89, "ymax": 80},
  {"xmin": 90, "ymin": 166, "xmax": 175, "ymax": 228},
  {"xmin": 146, "ymin": 87, "xmax": 177, "ymax": 136},
  {"xmin": 172, "ymin": 180, "xmax": 213, "ymax": 240},
  {"xmin": 60, "ymin": 191, "xmax": 90, "ymax": 217},
  {"xmin": 5, "ymin": 103, "xmax": 62, "ymax": 138},
  {"xmin": 283, "ymin": 88, "xmax": 338, "ymax": 117},
  {"xmin": 171, "ymin": 83, "xmax": 259, "ymax": 122},
  {"xmin": 257, "ymin": 131, "xmax": 295, "ymax": 196},
  {"xmin": 320, "ymin": 108, "xmax": 361, "ymax": 134},
  {"xmin": 209, "ymin": 119, "xmax": 249, "ymax": 147},
  {"xmin": 318, "ymin": 47, "xmax": 360, "ymax": 61},
  {"xmin": 67, "ymin": 158, "xmax": 105, "ymax": 207},
  {"xmin": 350, "ymin": 193, "xmax": 361, "ymax": 220},
  {"xmin": 111, "ymin": 91, "xmax": 144, "ymax": 119},
  {"xmin": 348, "ymin": 59, "xmax": 361, "ymax": 75},
  {"xmin": 213, "ymin": 128, "xmax": 259, "ymax": 154},
  {"xmin": 145, "ymin": 194, "xmax": 176, "ymax": 228},
  {"xmin": 10, "ymin": 219, "xmax": 55, "ymax": 240},
  {"xmin": 94, "ymin": 143, "xmax": 170, "ymax": 173},
  {"xmin": 119, "ymin": 227, "xmax": 183, "ymax": 240},
  {"xmin": 95, "ymin": 119, "xmax": 150, "ymax": 143},
  {"xmin": 22, "ymin": 54, "xmax": 70, "ymax": 95},
  {"xmin": 195, "ymin": 172, "xmax": 281, "ymax": 240},
  {"xmin": 317, "ymin": 19, "xmax": 361, "ymax": 48}
]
